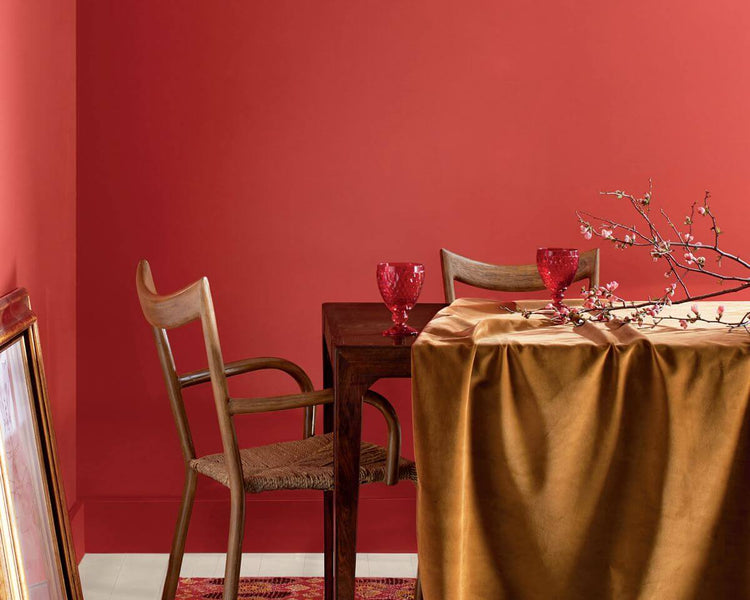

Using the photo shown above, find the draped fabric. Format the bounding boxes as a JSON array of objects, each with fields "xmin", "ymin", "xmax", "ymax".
[{"xmin": 412, "ymin": 299, "xmax": 750, "ymax": 600}]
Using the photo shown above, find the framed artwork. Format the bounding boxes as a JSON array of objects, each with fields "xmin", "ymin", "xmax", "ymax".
[{"xmin": 0, "ymin": 289, "xmax": 81, "ymax": 599}]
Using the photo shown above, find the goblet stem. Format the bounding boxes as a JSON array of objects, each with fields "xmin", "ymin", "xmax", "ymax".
[
  {"xmin": 552, "ymin": 287, "xmax": 567, "ymax": 310},
  {"xmin": 384, "ymin": 307, "xmax": 418, "ymax": 336}
]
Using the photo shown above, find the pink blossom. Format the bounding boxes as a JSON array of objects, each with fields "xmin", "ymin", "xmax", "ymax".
[
  {"xmin": 684, "ymin": 233, "xmax": 694, "ymax": 242},
  {"xmin": 601, "ymin": 229, "xmax": 614, "ymax": 239},
  {"xmin": 697, "ymin": 206, "xmax": 706, "ymax": 215},
  {"xmin": 584, "ymin": 230, "xmax": 592, "ymax": 240},
  {"xmin": 679, "ymin": 319, "xmax": 688, "ymax": 329},
  {"xmin": 691, "ymin": 304, "xmax": 700, "ymax": 315},
  {"xmin": 624, "ymin": 234, "xmax": 633, "ymax": 244},
  {"xmin": 664, "ymin": 271, "xmax": 671, "ymax": 278},
  {"xmin": 580, "ymin": 225, "xmax": 592, "ymax": 240},
  {"xmin": 717, "ymin": 305, "xmax": 725, "ymax": 317}
]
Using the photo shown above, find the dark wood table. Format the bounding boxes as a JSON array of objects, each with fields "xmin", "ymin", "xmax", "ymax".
[{"xmin": 321, "ymin": 302, "xmax": 444, "ymax": 600}]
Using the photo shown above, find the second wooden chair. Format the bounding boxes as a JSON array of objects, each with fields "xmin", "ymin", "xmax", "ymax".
[{"xmin": 440, "ymin": 247, "xmax": 600, "ymax": 303}]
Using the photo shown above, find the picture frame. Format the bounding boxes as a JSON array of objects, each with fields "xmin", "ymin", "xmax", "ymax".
[{"xmin": 0, "ymin": 288, "xmax": 81, "ymax": 599}]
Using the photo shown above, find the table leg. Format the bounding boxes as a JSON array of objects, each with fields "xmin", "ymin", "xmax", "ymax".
[
  {"xmin": 324, "ymin": 489, "xmax": 334, "ymax": 600},
  {"xmin": 323, "ymin": 340, "xmax": 334, "ymax": 600},
  {"xmin": 333, "ymin": 357, "xmax": 366, "ymax": 600}
]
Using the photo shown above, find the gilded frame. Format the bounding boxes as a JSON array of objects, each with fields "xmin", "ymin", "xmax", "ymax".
[{"xmin": 0, "ymin": 289, "xmax": 81, "ymax": 599}]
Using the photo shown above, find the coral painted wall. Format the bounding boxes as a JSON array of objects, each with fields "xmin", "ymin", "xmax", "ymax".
[
  {"xmin": 0, "ymin": 0, "xmax": 78, "ymax": 546},
  {"xmin": 76, "ymin": 1, "xmax": 750, "ymax": 552}
]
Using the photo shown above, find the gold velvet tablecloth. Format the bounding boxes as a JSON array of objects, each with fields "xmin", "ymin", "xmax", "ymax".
[{"xmin": 412, "ymin": 298, "xmax": 750, "ymax": 600}]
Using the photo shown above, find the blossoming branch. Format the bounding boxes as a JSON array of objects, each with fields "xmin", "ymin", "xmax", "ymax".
[{"xmin": 534, "ymin": 182, "xmax": 749, "ymax": 331}]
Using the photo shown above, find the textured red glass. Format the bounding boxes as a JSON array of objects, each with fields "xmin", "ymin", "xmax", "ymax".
[
  {"xmin": 376, "ymin": 262, "xmax": 425, "ymax": 336},
  {"xmin": 536, "ymin": 248, "xmax": 579, "ymax": 309}
]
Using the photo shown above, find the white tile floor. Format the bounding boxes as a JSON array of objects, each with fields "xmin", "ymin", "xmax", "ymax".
[{"xmin": 80, "ymin": 553, "xmax": 417, "ymax": 599}]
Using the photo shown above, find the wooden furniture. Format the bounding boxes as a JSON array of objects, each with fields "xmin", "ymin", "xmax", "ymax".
[
  {"xmin": 0, "ymin": 289, "xmax": 82, "ymax": 600},
  {"xmin": 136, "ymin": 261, "xmax": 418, "ymax": 600},
  {"xmin": 440, "ymin": 247, "xmax": 600, "ymax": 302},
  {"xmin": 322, "ymin": 302, "xmax": 444, "ymax": 600}
]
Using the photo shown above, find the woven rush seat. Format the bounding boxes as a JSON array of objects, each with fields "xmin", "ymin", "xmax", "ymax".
[{"xmin": 190, "ymin": 432, "xmax": 418, "ymax": 493}]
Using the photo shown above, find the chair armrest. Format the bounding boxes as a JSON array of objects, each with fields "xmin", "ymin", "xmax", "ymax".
[
  {"xmin": 228, "ymin": 389, "xmax": 333, "ymax": 415},
  {"xmin": 363, "ymin": 391, "xmax": 401, "ymax": 486},
  {"xmin": 180, "ymin": 357, "xmax": 317, "ymax": 438},
  {"xmin": 229, "ymin": 388, "xmax": 401, "ymax": 485},
  {"xmin": 179, "ymin": 357, "xmax": 314, "ymax": 393}
]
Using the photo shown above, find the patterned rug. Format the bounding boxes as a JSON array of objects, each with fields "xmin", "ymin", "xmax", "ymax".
[{"xmin": 177, "ymin": 577, "xmax": 416, "ymax": 599}]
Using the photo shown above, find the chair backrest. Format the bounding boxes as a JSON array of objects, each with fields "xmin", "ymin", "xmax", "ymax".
[
  {"xmin": 440, "ymin": 248, "xmax": 600, "ymax": 303},
  {"xmin": 135, "ymin": 260, "xmax": 244, "ymax": 489}
]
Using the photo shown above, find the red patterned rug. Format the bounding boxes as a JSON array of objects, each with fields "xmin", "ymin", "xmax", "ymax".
[{"xmin": 177, "ymin": 577, "xmax": 416, "ymax": 599}]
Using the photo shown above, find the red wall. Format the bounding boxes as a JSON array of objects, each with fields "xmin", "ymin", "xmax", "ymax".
[
  {"xmin": 0, "ymin": 0, "xmax": 79, "ymax": 548},
  {"xmin": 76, "ymin": 1, "xmax": 750, "ymax": 552}
]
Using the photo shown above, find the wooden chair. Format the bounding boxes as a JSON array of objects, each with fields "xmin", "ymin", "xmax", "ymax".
[
  {"xmin": 440, "ymin": 248, "xmax": 600, "ymax": 303},
  {"xmin": 136, "ymin": 260, "xmax": 419, "ymax": 600}
]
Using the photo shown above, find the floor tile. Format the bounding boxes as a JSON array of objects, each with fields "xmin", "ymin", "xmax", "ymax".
[
  {"xmin": 239, "ymin": 553, "xmax": 263, "ymax": 577},
  {"xmin": 257, "ymin": 553, "xmax": 307, "ymax": 576},
  {"xmin": 79, "ymin": 554, "xmax": 124, "ymax": 600},
  {"xmin": 179, "ymin": 553, "xmax": 223, "ymax": 578},
  {"xmin": 355, "ymin": 553, "xmax": 370, "ymax": 577},
  {"xmin": 109, "ymin": 554, "xmax": 168, "ymax": 600},
  {"xmin": 301, "ymin": 553, "xmax": 324, "ymax": 576},
  {"xmin": 367, "ymin": 553, "xmax": 417, "ymax": 577}
]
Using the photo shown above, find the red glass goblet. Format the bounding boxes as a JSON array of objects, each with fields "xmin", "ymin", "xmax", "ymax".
[
  {"xmin": 376, "ymin": 262, "xmax": 425, "ymax": 336},
  {"xmin": 536, "ymin": 248, "xmax": 579, "ymax": 310}
]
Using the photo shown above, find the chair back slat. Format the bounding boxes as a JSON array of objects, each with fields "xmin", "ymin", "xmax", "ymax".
[
  {"xmin": 441, "ymin": 248, "xmax": 600, "ymax": 303},
  {"xmin": 152, "ymin": 326, "xmax": 197, "ymax": 461},
  {"xmin": 136, "ymin": 260, "xmax": 203, "ymax": 329}
]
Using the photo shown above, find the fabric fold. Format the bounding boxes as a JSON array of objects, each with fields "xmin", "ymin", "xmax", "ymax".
[{"xmin": 412, "ymin": 298, "xmax": 750, "ymax": 600}]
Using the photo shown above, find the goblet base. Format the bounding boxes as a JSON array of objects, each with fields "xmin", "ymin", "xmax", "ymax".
[{"xmin": 382, "ymin": 323, "xmax": 419, "ymax": 337}]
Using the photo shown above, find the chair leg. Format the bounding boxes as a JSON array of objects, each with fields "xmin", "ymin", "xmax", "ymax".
[
  {"xmin": 162, "ymin": 469, "xmax": 197, "ymax": 600},
  {"xmin": 324, "ymin": 490, "xmax": 334, "ymax": 600},
  {"xmin": 414, "ymin": 566, "xmax": 423, "ymax": 600},
  {"xmin": 222, "ymin": 485, "xmax": 245, "ymax": 600}
]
